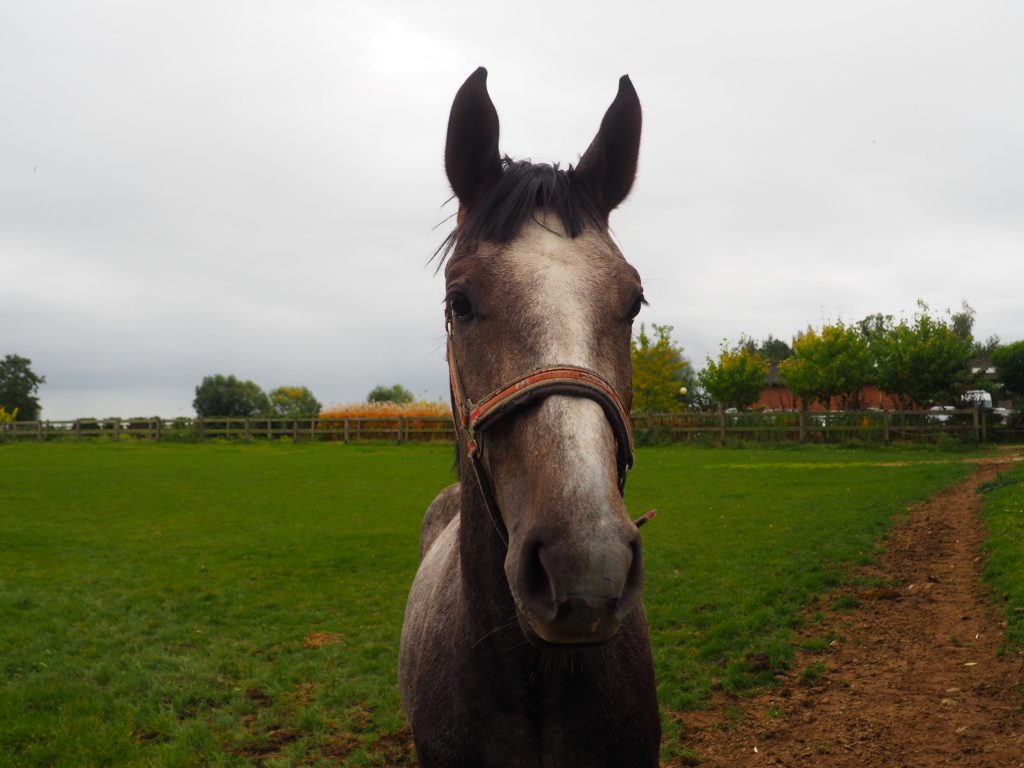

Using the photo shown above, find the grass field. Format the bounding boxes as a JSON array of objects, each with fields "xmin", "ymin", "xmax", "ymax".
[
  {"xmin": 980, "ymin": 459, "xmax": 1024, "ymax": 649},
  {"xmin": 0, "ymin": 441, "xmax": 996, "ymax": 766}
]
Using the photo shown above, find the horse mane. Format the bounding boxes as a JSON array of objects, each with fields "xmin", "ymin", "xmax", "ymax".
[{"xmin": 433, "ymin": 158, "xmax": 604, "ymax": 268}]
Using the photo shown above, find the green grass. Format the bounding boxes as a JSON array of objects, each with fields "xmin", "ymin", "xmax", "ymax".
[
  {"xmin": 1, "ymin": 442, "xmax": 449, "ymax": 767},
  {"xmin": 0, "ymin": 442, "xmax": 989, "ymax": 766},
  {"xmin": 979, "ymin": 460, "xmax": 1024, "ymax": 649}
]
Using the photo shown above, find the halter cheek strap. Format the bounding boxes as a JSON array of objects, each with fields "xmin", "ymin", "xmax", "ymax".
[{"xmin": 446, "ymin": 318, "xmax": 644, "ymax": 545}]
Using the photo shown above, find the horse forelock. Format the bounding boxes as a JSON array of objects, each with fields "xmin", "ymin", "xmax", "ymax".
[{"xmin": 433, "ymin": 158, "xmax": 604, "ymax": 270}]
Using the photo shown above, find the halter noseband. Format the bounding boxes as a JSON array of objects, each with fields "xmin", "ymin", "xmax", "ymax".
[{"xmin": 446, "ymin": 316, "xmax": 639, "ymax": 545}]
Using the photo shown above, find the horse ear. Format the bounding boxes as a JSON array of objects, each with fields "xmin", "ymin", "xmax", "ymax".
[
  {"xmin": 575, "ymin": 75, "xmax": 642, "ymax": 218},
  {"xmin": 445, "ymin": 67, "xmax": 502, "ymax": 207}
]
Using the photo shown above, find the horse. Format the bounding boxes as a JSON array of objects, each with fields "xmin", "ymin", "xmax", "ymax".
[{"xmin": 399, "ymin": 67, "xmax": 660, "ymax": 768}]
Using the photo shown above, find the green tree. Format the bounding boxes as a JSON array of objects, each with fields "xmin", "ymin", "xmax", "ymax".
[
  {"xmin": 741, "ymin": 335, "xmax": 792, "ymax": 365},
  {"xmin": 872, "ymin": 301, "xmax": 974, "ymax": 408},
  {"xmin": 950, "ymin": 300, "xmax": 976, "ymax": 342},
  {"xmin": 972, "ymin": 334, "xmax": 1001, "ymax": 359},
  {"xmin": 367, "ymin": 384, "xmax": 415, "ymax": 404},
  {"xmin": 698, "ymin": 338, "xmax": 769, "ymax": 411},
  {"xmin": 991, "ymin": 341, "xmax": 1024, "ymax": 397},
  {"xmin": 193, "ymin": 374, "xmax": 270, "ymax": 417},
  {"xmin": 268, "ymin": 386, "xmax": 322, "ymax": 417},
  {"xmin": 0, "ymin": 354, "xmax": 46, "ymax": 421},
  {"xmin": 856, "ymin": 312, "xmax": 894, "ymax": 347},
  {"xmin": 779, "ymin": 324, "xmax": 871, "ymax": 410},
  {"xmin": 758, "ymin": 335, "xmax": 793, "ymax": 365},
  {"xmin": 630, "ymin": 323, "xmax": 694, "ymax": 413}
]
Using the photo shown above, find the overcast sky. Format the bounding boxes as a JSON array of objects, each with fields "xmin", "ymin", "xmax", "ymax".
[{"xmin": 2, "ymin": 1, "xmax": 1022, "ymax": 419}]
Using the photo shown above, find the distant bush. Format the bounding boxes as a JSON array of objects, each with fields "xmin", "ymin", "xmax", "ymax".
[
  {"xmin": 367, "ymin": 384, "xmax": 415, "ymax": 404},
  {"xmin": 319, "ymin": 401, "xmax": 452, "ymax": 441},
  {"xmin": 193, "ymin": 374, "xmax": 269, "ymax": 418},
  {"xmin": 268, "ymin": 386, "xmax": 321, "ymax": 417}
]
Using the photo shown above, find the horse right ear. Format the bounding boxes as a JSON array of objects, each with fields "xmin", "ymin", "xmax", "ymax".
[{"xmin": 445, "ymin": 67, "xmax": 502, "ymax": 208}]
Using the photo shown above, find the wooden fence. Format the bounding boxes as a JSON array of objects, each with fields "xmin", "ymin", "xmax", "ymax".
[
  {"xmin": 2, "ymin": 409, "xmax": 1020, "ymax": 445},
  {"xmin": 634, "ymin": 408, "xmax": 1020, "ymax": 444}
]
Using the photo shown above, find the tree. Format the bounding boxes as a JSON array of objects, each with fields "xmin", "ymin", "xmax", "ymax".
[
  {"xmin": 698, "ymin": 338, "xmax": 769, "ymax": 411},
  {"xmin": 193, "ymin": 374, "xmax": 270, "ymax": 417},
  {"xmin": 367, "ymin": 384, "xmax": 415, "ymax": 404},
  {"xmin": 856, "ymin": 312, "xmax": 893, "ymax": 347},
  {"xmin": 871, "ymin": 301, "xmax": 974, "ymax": 408},
  {"xmin": 779, "ymin": 324, "xmax": 871, "ymax": 410},
  {"xmin": 991, "ymin": 341, "xmax": 1024, "ymax": 397},
  {"xmin": 268, "ymin": 386, "xmax": 322, "ymax": 417},
  {"xmin": 972, "ymin": 333, "xmax": 1001, "ymax": 359},
  {"xmin": 0, "ymin": 354, "xmax": 46, "ymax": 421},
  {"xmin": 950, "ymin": 300, "xmax": 976, "ymax": 342},
  {"xmin": 630, "ymin": 323, "xmax": 694, "ymax": 413},
  {"xmin": 758, "ymin": 335, "xmax": 793, "ymax": 365}
]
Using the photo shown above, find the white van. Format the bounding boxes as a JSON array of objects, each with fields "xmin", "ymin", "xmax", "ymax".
[{"xmin": 962, "ymin": 390, "xmax": 993, "ymax": 410}]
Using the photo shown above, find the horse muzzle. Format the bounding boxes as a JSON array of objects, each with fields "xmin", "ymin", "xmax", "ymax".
[{"xmin": 506, "ymin": 521, "xmax": 644, "ymax": 646}]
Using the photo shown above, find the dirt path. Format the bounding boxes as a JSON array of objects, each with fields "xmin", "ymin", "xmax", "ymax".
[{"xmin": 674, "ymin": 451, "xmax": 1024, "ymax": 768}]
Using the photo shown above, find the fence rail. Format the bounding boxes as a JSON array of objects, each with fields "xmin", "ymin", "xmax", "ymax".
[{"xmin": 2, "ymin": 409, "xmax": 1021, "ymax": 445}]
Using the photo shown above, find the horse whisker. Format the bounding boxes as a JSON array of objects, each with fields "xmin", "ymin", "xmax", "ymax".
[{"xmin": 472, "ymin": 617, "xmax": 520, "ymax": 649}]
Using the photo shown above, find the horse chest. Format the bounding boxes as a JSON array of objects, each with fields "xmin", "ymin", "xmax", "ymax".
[{"xmin": 406, "ymin": 612, "xmax": 659, "ymax": 767}]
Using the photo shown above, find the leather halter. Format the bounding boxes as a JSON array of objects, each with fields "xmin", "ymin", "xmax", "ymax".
[{"xmin": 446, "ymin": 316, "xmax": 636, "ymax": 545}]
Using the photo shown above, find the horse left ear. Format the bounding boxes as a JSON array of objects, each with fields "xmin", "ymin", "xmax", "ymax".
[{"xmin": 575, "ymin": 75, "xmax": 642, "ymax": 219}]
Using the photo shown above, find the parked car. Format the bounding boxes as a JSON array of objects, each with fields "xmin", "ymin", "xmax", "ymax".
[{"xmin": 928, "ymin": 405, "xmax": 955, "ymax": 423}]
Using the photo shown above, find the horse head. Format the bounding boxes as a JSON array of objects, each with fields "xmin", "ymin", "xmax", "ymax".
[{"xmin": 442, "ymin": 68, "xmax": 645, "ymax": 647}]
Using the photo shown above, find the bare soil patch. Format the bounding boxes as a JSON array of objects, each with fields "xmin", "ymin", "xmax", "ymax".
[
  {"xmin": 672, "ymin": 451, "xmax": 1024, "ymax": 767},
  {"xmin": 303, "ymin": 630, "xmax": 343, "ymax": 648}
]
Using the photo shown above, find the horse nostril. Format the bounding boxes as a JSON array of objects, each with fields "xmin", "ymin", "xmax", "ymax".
[{"xmin": 522, "ymin": 539, "xmax": 556, "ymax": 619}]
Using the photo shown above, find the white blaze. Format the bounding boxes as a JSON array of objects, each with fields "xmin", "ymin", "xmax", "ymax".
[{"xmin": 504, "ymin": 221, "xmax": 615, "ymax": 500}]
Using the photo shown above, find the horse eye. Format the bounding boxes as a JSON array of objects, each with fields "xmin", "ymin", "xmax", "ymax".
[
  {"xmin": 449, "ymin": 291, "xmax": 473, "ymax": 320},
  {"xmin": 628, "ymin": 294, "xmax": 647, "ymax": 321}
]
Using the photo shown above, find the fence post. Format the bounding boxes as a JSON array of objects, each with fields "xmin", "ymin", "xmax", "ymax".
[
  {"xmin": 982, "ymin": 409, "xmax": 988, "ymax": 443},
  {"xmin": 154, "ymin": 418, "xmax": 161, "ymax": 441},
  {"xmin": 198, "ymin": 417, "xmax": 205, "ymax": 442},
  {"xmin": 397, "ymin": 416, "xmax": 404, "ymax": 444},
  {"xmin": 883, "ymin": 410, "xmax": 890, "ymax": 444},
  {"xmin": 343, "ymin": 417, "xmax": 350, "ymax": 444},
  {"xmin": 75, "ymin": 419, "xmax": 81, "ymax": 441},
  {"xmin": 973, "ymin": 407, "xmax": 980, "ymax": 443},
  {"xmin": 37, "ymin": 421, "xmax": 44, "ymax": 442},
  {"xmin": 718, "ymin": 411, "xmax": 726, "ymax": 446},
  {"xmin": 798, "ymin": 410, "xmax": 806, "ymax": 443}
]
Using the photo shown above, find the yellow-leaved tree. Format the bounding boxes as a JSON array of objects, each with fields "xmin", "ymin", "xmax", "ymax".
[{"xmin": 630, "ymin": 324, "xmax": 694, "ymax": 415}]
